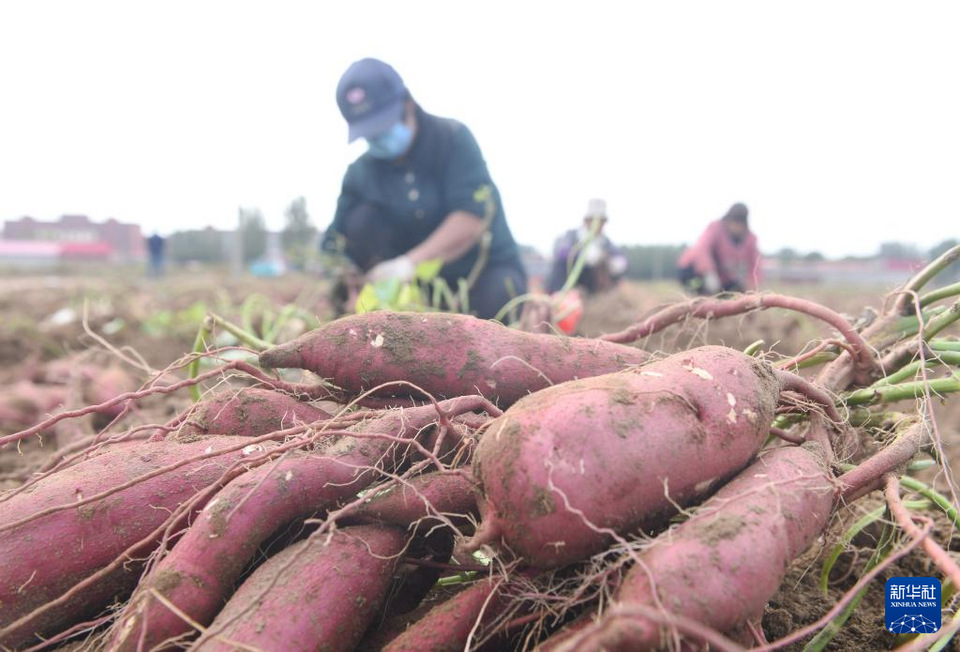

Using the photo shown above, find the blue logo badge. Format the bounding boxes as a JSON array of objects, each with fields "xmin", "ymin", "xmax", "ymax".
[{"xmin": 885, "ymin": 577, "xmax": 941, "ymax": 634}]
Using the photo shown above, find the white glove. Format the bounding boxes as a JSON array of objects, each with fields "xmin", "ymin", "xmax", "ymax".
[
  {"xmin": 704, "ymin": 272, "xmax": 722, "ymax": 294},
  {"xmin": 367, "ymin": 255, "xmax": 415, "ymax": 283},
  {"xmin": 608, "ymin": 255, "xmax": 628, "ymax": 276},
  {"xmin": 582, "ymin": 240, "xmax": 605, "ymax": 265}
]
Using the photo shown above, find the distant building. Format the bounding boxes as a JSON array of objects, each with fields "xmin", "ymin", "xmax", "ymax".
[
  {"xmin": 0, "ymin": 240, "xmax": 62, "ymax": 269},
  {"xmin": 2, "ymin": 214, "xmax": 146, "ymax": 262}
]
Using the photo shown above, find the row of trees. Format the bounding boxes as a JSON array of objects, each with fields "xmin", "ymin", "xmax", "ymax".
[
  {"xmin": 772, "ymin": 240, "xmax": 959, "ymax": 265},
  {"xmin": 167, "ymin": 198, "xmax": 319, "ymax": 266}
]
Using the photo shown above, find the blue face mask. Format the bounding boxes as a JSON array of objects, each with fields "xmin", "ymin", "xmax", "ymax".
[{"xmin": 366, "ymin": 121, "xmax": 414, "ymax": 160}]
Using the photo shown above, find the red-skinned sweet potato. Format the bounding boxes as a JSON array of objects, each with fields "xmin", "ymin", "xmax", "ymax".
[
  {"xmin": 383, "ymin": 577, "xmax": 508, "ymax": 652},
  {"xmin": 192, "ymin": 525, "xmax": 406, "ymax": 652},
  {"xmin": 176, "ymin": 387, "xmax": 330, "ymax": 439},
  {"xmin": 0, "ymin": 435, "xmax": 275, "ymax": 648},
  {"xmin": 354, "ymin": 470, "xmax": 478, "ymax": 528},
  {"xmin": 469, "ymin": 345, "xmax": 782, "ymax": 568},
  {"xmin": 549, "ymin": 443, "xmax": 835, "ymax": 651},
  {"xmin": 110, "ymin": 396, "xmax": 495, "ymax": 652},
  {"xmin": 84, "ymin": 365, "xmax": 137, "ymax": 420},
  {"xmin": 259, "ymin": 311, "xmax": 647, "ymax": 406},
  {"xmin": 0, "ymin": 380, "xmax": 68, "ymax": 431},
  {"xmin": 34, "ymin": 360, "xmax": 136, "ymax": 420}
]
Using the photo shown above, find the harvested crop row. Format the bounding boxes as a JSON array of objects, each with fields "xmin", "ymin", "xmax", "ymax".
[{"xmin": 2, "ymin": 267, "xmax": 958, "ymax": 652}]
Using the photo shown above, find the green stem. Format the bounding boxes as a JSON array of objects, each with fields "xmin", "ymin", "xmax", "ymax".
[
  {"xmin": 492, "ymin": 292, "xmax": 549, "ymax": 324},
  {"xmin": 208, "ymin": 313, "xmax": 272, "ymax": 351},
  {"xmin": 921, "ymin": 282, "xmax": 960, "ymax": 308},
  {"xmin": 263, "ymin": 304, "xmax": 298, "ymax": 344},
  {"xmin": 188, "ymin": 318, "xmax": 213, "ymax": 402},
  {"xmin": 804, "ymin": 518, "xmax": 898, "ymax": 652},
  {"xmin": 931, "ymin": 340, "xmax": 960, "ymax": 352},
  {"xmin": 928, "ymin": 612, "xmax": 960, "ymax": 652},
  {"xmin": 779, "ymin": 351, "xmax": 839, "ymax": 371},
  {"xmin": 742, "ymin": 340, "xmax": 765, "ymax": 356},
  {"xmin": 836, "ymin": 463, "xmax": 959, "ymax": 531},
  {"xmin": 434, "ymin": 570, "xmax": 479, "ymax": 587},
  {"xmin": 880, "ymin": 306, "xmax": 947, "ymax": 345},
  {"xmin": 559, "ymin": 218, "xmax": 604, "ymax": 295},
  {"xmin": 431, "ymin": 278, "xmax": 458, "ymax": 314},
  {"xmin": 923, "ymin": 299, "xmax": 960, "ymax": 341},
  {"xmin": 872, "ymin": 351, "xmax": 960, "ymax": 387},
  {"xmin": 458, "ymin": 278, "xmax": 471, "ymax": 315},
  {"xmin": 907, "ymin": 459, "xmax": 936, "ymax": 472},
  {"xmin": 819, "ymin": 505, "xmax": 886, "ymax": 595},
  {"xmin": 240, "ymin": 293, "xmax": 272, "ymax": 335},
  {"xmin": 844, "ymin": 374, "xmax": 960, "ymax": 407},
  {"xmin": 896, "ymin": 244, "xmax": 960, "ymax": 311},
  {"xmin": 899, "ymin": 476, "xmax": 960, "ymax": 532}
]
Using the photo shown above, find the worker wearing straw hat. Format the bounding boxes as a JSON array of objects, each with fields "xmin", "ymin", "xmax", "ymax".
[{"xmin": 547, "ymin": 198, "xmax": 628, "ymax": 295}]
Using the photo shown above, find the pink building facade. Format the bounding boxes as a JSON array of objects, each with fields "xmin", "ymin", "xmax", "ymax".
[{"xmin": 2, "ymin": 215, "xmax": 145, "ymax": 262}]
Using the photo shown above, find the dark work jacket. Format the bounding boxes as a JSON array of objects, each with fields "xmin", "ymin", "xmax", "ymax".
[{"xmin": 323, "ymin": 106, "xmax": 521, "ymax": 281}]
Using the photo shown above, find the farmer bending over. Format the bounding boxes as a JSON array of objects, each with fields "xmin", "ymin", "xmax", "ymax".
[
  {"xmin": 322, "ymin": 58, "xmax": 526, "ymax": 319},
  {"xmin": 547, "ymin": 199, "xmax": 628, "ymax": 295},
  {"xmin": 677, "ymin": 202, "xmax": 761, "ymax": 295}
]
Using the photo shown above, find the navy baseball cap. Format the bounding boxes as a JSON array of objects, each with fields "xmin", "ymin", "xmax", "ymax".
[{"xmin": 336, "ymin": 58, "xmax": 408, "ymax": 143}]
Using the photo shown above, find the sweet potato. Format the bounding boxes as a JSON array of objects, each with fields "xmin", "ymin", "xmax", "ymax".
[
  {"xmin": 192, "ymin": 525, "xmax": 406, "ymax": 652},
  {"xmin": 176, "ymin": 387, "xmax": 330, "ymax": 439},
  {"xmin": 34, "ymin": 360, "xmax": 135, "ymax": 420},
  {"xmin": 0, "ymin": 380, "xmax": 68, "ymax": 430},
  {"xmin": 0, "ymin": 435, "xmax": 274, "ymax": 648},
  {"xmin": 384, "ymin": 577, "xmax": 508, "ymax": 652},
  {"xmin": 470, "ymin": 345, "xmax": 782, "ymax": 568},
  {"xmin": 259, "ymin": 311, "xmax": 647, "ymax": 406},
  {"xmin": 551, "ymin": 443, "xmax": 835, "ymax": 651},
  {"xmin": 110, "ymin": 396, "xmax": 494, "ymax": 652},
  {"xmin": 84, "ymin": 365, "xmax": 137, "ymax": 420},
  {"xmin": 354, "ymin": 470, "xmax": 478, "ymax": 528}
]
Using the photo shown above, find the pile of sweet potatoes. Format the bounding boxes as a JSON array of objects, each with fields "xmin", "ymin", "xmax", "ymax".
[{"xmin": 2, "ymin": 264, "xmax": 959, "ymax": 652}]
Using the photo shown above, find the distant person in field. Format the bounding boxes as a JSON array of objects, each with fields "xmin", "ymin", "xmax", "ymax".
[
  {"xmin": 547, "ymin": 199, "xmax": 628, "ymax": 295},
  {"xmin": 677, "ymin": 203, "xmax": 761, "ymax": 294},
  {"xmin": 146, "ymin": 233, "xmax": 165, "ymax": 278},
  {"xmin": 321, "ymin": 58, "xmax": 526, "ymax": 319}
]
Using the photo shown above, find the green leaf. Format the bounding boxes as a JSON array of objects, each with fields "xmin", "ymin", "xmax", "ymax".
[
  {"xmin": 355, "ymin": 284, "xmax": 382, "ymax": 314},
  {"xmin": 415, "ymin": 258, "xmax": 444, "ymax": 282},
  {"xmin": 178, "ymin": 301, "xmax": 208, "ymax": 325},
  {"xmin": 396, "ymin": 283, "xmax": 423, "ymax": 310},
  {"xmin": 374, "ymin": 278, "xmax": 402, "ymax": 304},
  {"xmin": 355, "ymin": 278, "xmax": 431, "ymax": 314}
]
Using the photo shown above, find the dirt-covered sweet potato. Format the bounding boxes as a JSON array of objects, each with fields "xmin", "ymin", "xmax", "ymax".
[
  {"xmin": 176, "ymin": 387, "xmax": 330, "ymax": 439},
  {"xmin": 192, "ymin": 525, "xmax": 406, "ymax": 652},
  {"xmin": 469, "ymin": 345, "xmax": 783, "ymax": 568},
  {"xmin": 549, "ymin": 443, "xmax": 835, "ymax": 651},
  {"xmin": 259, "ymin": 311, "xmax": 647, "ymax": 406},
  {"xmin": 110, "ymin": 396, "xmax": 495, "ymax": 652},
  {"xmin": 0, "ymin": 436, "xmax": 273, "ymax": 648}
]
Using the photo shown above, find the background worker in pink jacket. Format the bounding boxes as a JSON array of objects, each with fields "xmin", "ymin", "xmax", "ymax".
[{"xmin": 677, "ymin": 203, "xmax": 761, "ymax": 294}]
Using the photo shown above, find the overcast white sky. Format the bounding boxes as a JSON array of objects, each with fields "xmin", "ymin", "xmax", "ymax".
[{"xmin": 1, "ymin": 1, "xmax": 957, "ymax": 258}]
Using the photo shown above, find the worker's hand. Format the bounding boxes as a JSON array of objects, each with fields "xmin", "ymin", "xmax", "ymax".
[
  {"xmin": 582, "ymin": 240, "xmax": 605, "ymax": 265},
  {"xmin": 367, "ymin": 255, "xmax": 415, "ymax": 284},
  {"xmin": 608, "ymin": 255, "xmax": 628, "ymax": 276},
  {"xmin": 704, "ymin": 272, "xmax": 722, "ymax": 294}
]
